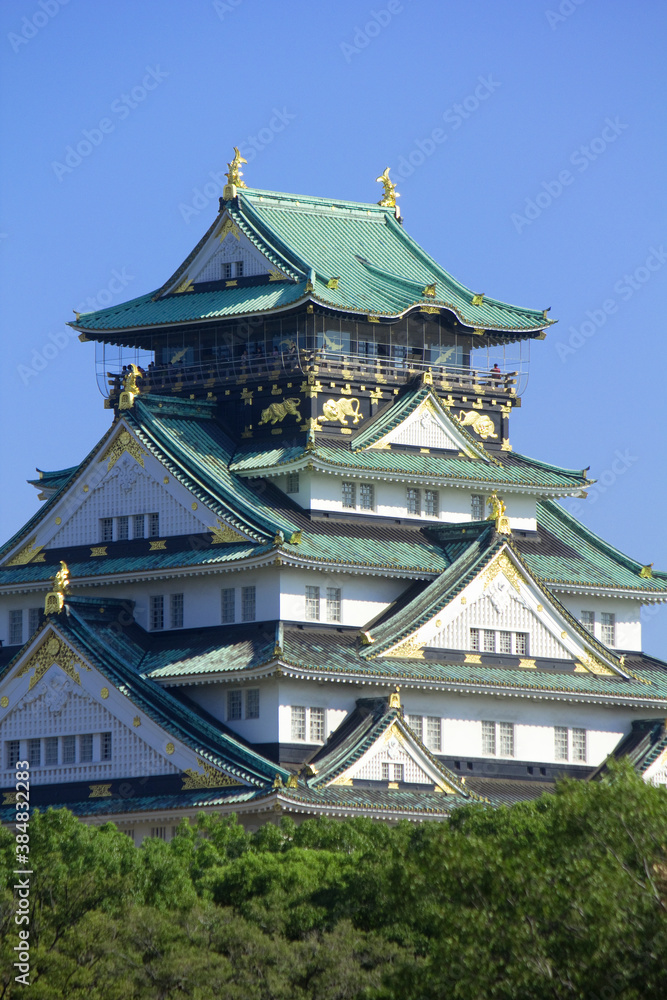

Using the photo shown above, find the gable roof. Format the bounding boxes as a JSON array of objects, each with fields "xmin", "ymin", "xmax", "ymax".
[{"xmin": 70, "ymin": 187, "xmax": 553, "ymax": 336}]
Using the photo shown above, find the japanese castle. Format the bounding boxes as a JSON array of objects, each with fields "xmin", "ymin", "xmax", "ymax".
[{"xmin": 2, "ymin": 152, "xmax": 667, "ymax": 841}]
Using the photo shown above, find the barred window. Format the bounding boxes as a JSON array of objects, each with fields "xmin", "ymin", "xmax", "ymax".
[
  {"xmin": 241, "ymin": 586, "xmax": 256, "ymax": 622},
  {"xmin": 425, "ymin": 717, "xmax": 441, "ymax": 752},
  {"xmin": 150, "ymin": 595, "xmax": 164, "ymax": 631},
  {"xmin": 515, "ymin": 632, "xmax": 528, "ymax": 656},
  {"xmin": 470, "ymin": 628, "xmax": 480, "ymax": 651},
  {"xmin": 45, "ymin": 737, "xmax": 58, "ymax": 766},
  {"xmin": 223, "ymin": 262, "xmax": 232, "ymax": 279},
  {"xmin": 117, "ymin": 515, "xmax": 129, "ymax": 541},
  {"xmin": 101, "ymin": 732, "xmax": 112, "ymax": 761},
  {"xmin": 151, "ymin": 827, "xmax": 167, "ymax": 840},
  {"xmin": 309, "ymin": 707, "xmax": 325, "ymax": 742},
  {"xmin": 27, "ymin": 739, "xmax": 40, "ymax": 767},
  {"xmin": 235, "ymin": 260, "xmax": 244, "ymax": 277},
  {"xmin": 424, "ymin": 489, "xmax": 439, "ymax": 517},
  {"xmin": 170, "ymin": 593, "xmax": 184, "ymax": 629},
  {"xmin": 326, "ymin": 587, "xmax": 341, "ymax": 623},
  {"xmin": 100, "ymin": 517, "xmax": 113, "ymax": 543},
  {"xmin": 291, "ymin": 706, "xmax": 306, "ymax": 741},
  {"xmin": 246, "ymin": 689, "xmax": 260, "ymax": 719},
  {"xmin": 483, "ymin": 629, "xmax": 495, "ymax": 653},
  {"xmin": 133, "ymin": 514, "xmax": 145, "ymax": 539},
  {"xmin": 382, "ymin": 762, "xmax": 404, "ymax": 782},
  {"xmin": 407, "ymin": 715, "xmax": 422, "ymax": 739},
  {"xmin": 9, "ymin": 610, "xmax": 22, "ymax": 645},
  {"xmin": 572, "ymin": 728, "xmax": 587, "ymax": 762},
  {"xmin": 221, "ymin": 588, "xmax": 235, "ymax": 624},
  {"xmin": 286, "ymin": 472, "xmax": 300, "ymax": 494},
  {"xmin": 554, "ymin": 726, "xmax": 569, "ymax": 761},
  {"xmin": 7, "ymin": 741, "xmax": 20, "ymax": 768},
  {"xmin": 481, "ymin": 721, "xmax": 496, "ymax": 756},
  {"xmin": 227, "ymin": 690, "xmax": 242, "ymax": 721},
  {"xmin": 305, "ymin": 586, "xmax": 320, "ymax": 621},
  {"xmin": 28, "ymin": 607, "xmax": 42, "ymax": 635},
  {"xmin": 406, "ymin": 487, "xmax": 421, "ymax": 515},
  {"xmin": 601, "ymin": 613, "xmax": 615, "ymax": 646},
  {"xmin": 79, "ymin": 734, "xmax": 93, "ymax": 763},
  {"xmin": 342, "ymin": 482, "xmax": 356, "ymax": 509},
  {"xmin": 359, "ymin": 483, "xmax": 375, "ymax": 510},
  {"xmin": 148, "ymin": 513, "xmax": 160, "ymax": 538},
  {"xmin": 580, "ymin": 610, "xmax": 595, "ymax": 634},
  {"xmin": 62, "ymin": 735, "xmax": 76, "ymax": 765},
  {"xmin": 499, "ymin": 631, "xmax": 512, "ymax": 654},
  {"xmin": 499, "ymin": 722, "xmax": 514, "ymax": 757},
  {"xmin": 471, "ymin": 494, "xmax": 485, "ymax": 520}
]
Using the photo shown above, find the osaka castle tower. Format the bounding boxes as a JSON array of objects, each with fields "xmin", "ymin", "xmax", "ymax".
[{"xmin": 2, "ymin": 151, "xmax": 667, "ymax": 842}]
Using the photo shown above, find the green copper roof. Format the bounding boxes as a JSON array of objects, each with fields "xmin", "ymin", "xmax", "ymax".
[{"xmin": 71, "ymin": 185, "xmax": 553, "ymax": 335}]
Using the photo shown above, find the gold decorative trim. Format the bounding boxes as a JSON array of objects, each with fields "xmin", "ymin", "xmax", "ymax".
[
  {"xmin": 423, "ymin": 283, "xmax": 436, "ymax": 298},
  {"xmin": 388, "ymin": 686, "xmax": 401, "ymax": 708},
  {"xmin": 501, "ymin": 438, "xmax": 512, "ymax": 452},
  {"xmin": 385, "ymin": 636, "xmax": 424, "ymax": 659},
  {"xmin": 90, "ymin": 546, "xmax": 107, "ymax": 558},
  {"xmin": 14, "ymin": 632, "xmax": 90, "ymax": 690},
  {"xmin": 101, "ymin": 430, "xmax": 147, "ymax": 472},
  {"xmin": 457, "ymin": 410, "xmax": 498, "ymax": 440},
  {"xmin": 225, "ymin": 147, "xmax": 247, "ymax": 189},
  {"xmin": 1, "ymin": 697, "xmax": 8, "ymax": 708},
  {"xmin": 519, "ymin": 658, "xmax": 536, "ymax": 669},
  {"xmin": 209, "ymin": 518, "xmax": 247, "ymax": 544},
  {"xmin": 327, "ymin": 277, "xmax": 340, "ymax": 290},
  {"xmin": 482, "ymin": 551, "xmax": 524, "ymax": 593},
  {"xmin": 191, "ymin": 502, "xmax": 198, "ymax": 510},
  {"xmin": 149, "ymin": 540, "xmax": 167, "ymax": 551},
  {"xmin": 89, "ymin": 784, "xmax": 112, "ymax": 799},
  {"xmin": 472, "ymin": 293, "xmax": 485, "ymax": 306},
  {"xmin": 465, "ymin": 653, "xmax": 482, "ymax": 664},
  {"xmin": 3, "ymin": 792, "xmax": 17, "ymax": 805},
  {"xmin": 578, "ymin": 651, "xmax": 616, "ymax": 676},
  {"xmin": 217, "ymin": 216, "xmax": 241, "ymax": 241},
  {"xmin": 320, "ymin": 397, "xmax": 363, "ymax": 426},
  {"xmin": 100, "ymin": 687, "xmax": 109, "ymax": 699},
  {"xmin": 420, "ymin": 305, "xmax": 439, "ymax": 315},
  {"xmin": 133, "ymin": 716, "xmax": 141, "ymax": 727},
  {"xmin": 165, "ymin": 743, "xmax": 175, "ymax": 755},
  {"xmin": 181, "ymin": 761, "xmax": 242, "ymax": 789},
  {"xmin": 5, "ymin": 538, "xmax": 45, "ymax": 566},
  {"xmin": 174, "ymin": 277, "xmax": 194, "ymax": 294},
  {"xmin": 259, "ymin": 397, "xmax": 302, "ymax": 425},
  {"xmin": 375, "ymin": 167, "xmax": 399, "ymax": 208}
]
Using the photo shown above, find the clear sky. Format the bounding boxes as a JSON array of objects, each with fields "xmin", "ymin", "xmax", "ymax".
[{"xmin": 1, "ymin": 0, "xmax": 666, "ymax": 652}]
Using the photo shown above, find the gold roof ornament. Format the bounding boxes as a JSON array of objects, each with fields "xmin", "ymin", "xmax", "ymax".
[
  {"xmin": 472, "ymin": 293, "xmax": 485, "ymax": 306},
  {"xmin": 487, "ymin": 491, "xmax": 511, "ymax": 535},
  {"xmin": 223, "ymin": 146, "xmax": 248, "ymax": 198},
  {"xmin": 45, "ymin": 561, "xmax": 70, "ymax": 615},
  {"xmin": 375, "ymin": 167, "xmax": 399, "ymax": 208},
  {"xmin": 640, "ymin": 564, "xmax": 654, "ymax": 579},
  {"xmin": 118, "ymin": 364, "xmax": 142, "ymax": 410},
  {"xmin": 388, "ymin": 686, "xmax": 401, "ymax": 709}
]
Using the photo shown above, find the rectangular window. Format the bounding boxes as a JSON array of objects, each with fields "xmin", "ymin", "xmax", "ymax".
[
  {"xmin": 241, "ymin": 586, "xmax": 256, "ymax": 622},
  {"xmin": 425, "ymin": 716, "xmax": 441, "ymax": 752},
  {"xmin": 9, "ymin": 610, "xmax": 22, "ymax": 645},
  {"xmin": 326, "ymin": 587, "xmax": 341, "ymax": 623},
  {"xmin": 101, "ymin": 732, "xmax": 112, "ymax": 761},
  {"xmin": 580, "ymin": 610, "xmax": 595, "ymax": 634},
  {"xmin": 601, "ymin": 613, "xmax": 616, "ymax": 646},
  {"xmin": 382, "ymin": 762, "xmax": 404, "ymax": 782},
  {"xmin": 286, "ymin": 472, "xmax": 300, "ymax": 494},
  {"xmin": 133, "ymin": 514, "xmax": 145, "ymax": 539},
  {"xmin": 483, "ymin": 629, "xmax": 495, "ymax": 653},
  {"xmin": 499, "ymin": 722, "xmax": 515, "ymax": 758},
  {"xmin": 469, "ymin": 628, "xmax": 480, "ymax": 651},
  {"xmin": 342, "ymin": 482, "xmax": 356, "ymax": 509},
  {"xmin": 79, "ymin": 734, "xmax": 93, "ymax": 763},
  {"xmin": 235, "ymin": 260, "xmax": 244, "ymax": 277},
  {"xmin": 515, "ymin": 632, "xmax": 528, "ymax": 656},
  {"xmin": 309, "ymin": 707, "xmax": 325, "ymax": 742},
  {"xmin": 62, "ymin": 735, "xmax": 76, "ymax": 765},
  {"xmin": 554, "ymin": 726, "xmax": 569, "ymax": 761},
  {"xmin": 148, "ymin": 513, "xmax": 160, "ymax": 538},
  {"xmin": 117, "ymin": 515, "xmax": 129, "ymax": 541},
  {"xmin": 170, "ymin": 593, "xmax": 184, "ymax": 629},
  {"xmin": 499, "ymin": 631, "xmax": 512, "ymax": 655},
  {"xmin": 227, "ymin": 690, "xmax": 242, "ymax": 721},
  {"xmin": 245, "ymin": 689, "xmax": 260, "ymax": 719},
  {"xmin": 407, "ymin": 715, "xmax": 422, "ymax": 739},
  {"xmin": 45, "ymin": 737, "xmax": 58, "ymax": 766},
  {"xmin": 151, "ymin": 827, "xmax": 167, "ymax": 840},
  {"xmin": 291, "ymin": 706, "xmax": 306, "ymax": 741},
  {"xmin": 222, "ymin": 262, "xmax": 232, "ymax": 279},
  {"xmin": 482, "ymin": 721, "xmax": 496, "ymax": 756},
  {"xmin": 100, "ymin": 517, "xmax": 113, "ymax": 543},
  {"xmin": 7, "ymin": 740, "xmax": 20, "ymax": 768},
  {"xmin": 150, "ymin": 596, "xmax": 164, "ymax": 631},
  {"xmin": 305, "ymin": 586, "xmax": 320, "ymax": 621},
  {"xmin": 27, "ymin": 739, "xmax": 40, "ymax": 767},
  {"xmin": 424, "ymin": 489, "xmax": 439, "ymax": 518},
  {"xmin": 406, "ymin": 487, "xmax": 421, "ymax": 515},
  {"xmin": 28, "ymin": 607, "xmax": 42, "ymax": 635},
  {"xmin": 221, "ymin": 588, "xmax": 235, "ymax": 623},
  {"xmin": 471, "ymin": 494, "xmax": 485, "ymax": 520},
  {"xmin": 359, "ymin": 483, "xmax": 375, "ymax": 510},
  {"xmin": 572, "ymin": 728, "xmax": 587, "ymax": 762}
]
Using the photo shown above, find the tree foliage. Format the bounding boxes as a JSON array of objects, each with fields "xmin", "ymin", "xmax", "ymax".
[{"xmin": 1, "ymin": 763, "xmax": 666, "ymax": 998}]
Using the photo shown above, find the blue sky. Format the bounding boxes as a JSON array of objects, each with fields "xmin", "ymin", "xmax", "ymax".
[{"xmin": 1, "ymin": 0, "xmax": 666, "ymax": 651}]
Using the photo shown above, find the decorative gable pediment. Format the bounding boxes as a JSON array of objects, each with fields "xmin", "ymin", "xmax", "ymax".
[{"xmin": 362, "ymin": 390, "xmax": 488, "ymax": 458}]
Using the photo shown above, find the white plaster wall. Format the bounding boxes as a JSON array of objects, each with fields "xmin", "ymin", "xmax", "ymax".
[
  {"xmin": 277, "ymin": 679, "xmax": 360, "ymax": 744},
  {"xmin": 557, "ymin": 595, "xmax": 642, "ymax": 650},
  {"xmin": 186, "ymin": 677, "xmax": 280, "ymax": 743},
  {"xmin": 279, "ymin": 568, "xmax": 405, "ymax": 626}
]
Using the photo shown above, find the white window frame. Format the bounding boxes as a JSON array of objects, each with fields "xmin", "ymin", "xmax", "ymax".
[
  {"xmin": 482, "ymin": 721, "xmax": 515, "ymax": 758},
  {"xmin": 471, "ymin": 494, "xmax": 485, "ymax": 520},
  {"xmin": 149, "ymin": 595, "xmax": 164, "ymax": 631},
  {"xmin": 286, "ymin": 472, "xmax": 300, "ymax": 494},
  {"xmin": 359, "ymin": 483, "xmax": 375, "ymax": 511},
  {"xmin": 221, "ymin": 588, "xmax": 235, "ymax": 624},
  {"xmin": 245, "ymin": 689, "xmax": 260, "ymax": 720},
  {"xmin": 305, "ymin": 586, "xmax": 320, "ymax": 621},
  {"xmin": 326, "ymin": 587, "xmax": 341, "ymax": 623},
  {"xmin": 424, "ymin": 489, "xmax": 439, "ymax": 518},
  {"xmin": 601, "ymin": 612, "xmax": 616, "ymax": 646},
  {"xmin": 170, "ymin": 593, "xmax": 184, "ymax": 629},
  {"xmin": 406, "ymin": 487, "xmax": 421, "ymax": 516},
  {"xmin": 241, "ymin": 586, "xmax": 256, "ymax": 622},
  {"xmin": 342, "ymin": 481, "xmax": 356, "ymax": 509},
  {"xmin": 227, "ymin": 690, "xmax": 243, "ymax": 721}
]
